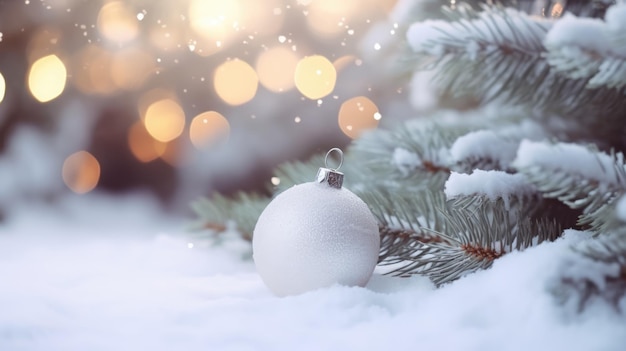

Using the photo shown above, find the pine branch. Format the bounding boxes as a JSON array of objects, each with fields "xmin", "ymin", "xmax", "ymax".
[
  {"xmin": 545, "ymin": 3, "xmax": 626, "ymax": 89},
  {"xmin": 450, "ymin": 119, "xmax": 548, "ymax": 172},
  {"xmin": 406, "ymin": 3, "xmax": 626, "ymax": 116},
  {"xmin": 514, "ymin": 140, "xmax": 626, "ymax": 232},
  {"xmin": 363, "ymin": 185, "xmax": 561, "ymax": 286},
  {"xmin": 271, "ymin": 153, "xmax": 328, "ymax": 192},
  {"xmin": 190, "ymin": 192, "xmax": 271, "ymax": 241},
  {"xmin": 351, "ymin": 119, "xmax": 469, "ymax": 192}
]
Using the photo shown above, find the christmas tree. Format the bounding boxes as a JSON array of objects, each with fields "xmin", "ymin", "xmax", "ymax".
[{"xmin": 193, "ymin": 0, "xmax": 626, "ymax": 311}]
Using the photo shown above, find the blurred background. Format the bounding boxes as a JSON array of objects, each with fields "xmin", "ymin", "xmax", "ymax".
[{"xmin": 0, "ymin": 0, "xmax": 426, "ymax": 217}]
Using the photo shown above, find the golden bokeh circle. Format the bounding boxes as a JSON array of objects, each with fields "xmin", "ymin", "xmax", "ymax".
[
  {"xmin": 28, "ymin": 54, "xmax": 67, "ymax": 103},
  {"xmin": 62, "ymin": 151, "xmax": 101, "ymax": 194},
  {"xmin": 144, "ymin": 99, "xmax": 186, "ymax": 142},
  {"xmin": 213, "ymin": 59, "xmax": 259, "ymax": 105},
  {"xmin": 189, "ymin": 111, "xmax": 231, "ymax": 149},
  {"xmin": 256, "ymin": 47, "xmax": 299, "ymax": 93},
  {"xmin": 294, "ymin": 55, "xmax": 336, "ymax": 100},
  {"xmin": 338, "ymin": 96, "xmax": 380, "ymax": 139}
]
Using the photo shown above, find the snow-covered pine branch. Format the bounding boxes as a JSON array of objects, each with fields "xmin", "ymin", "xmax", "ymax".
[
  {"xmin": 450, "ymin": 119, "xmax": 547, "ymax": 172},
  {"xmin": 352, "ymin": 119, "xmax": 465, "ymax": 191},
  {"xmin": 514, "ymin": 140, "xmax": 626, "ymax": 232},
  {"xmin": 445, "ymin": 170, "xmax": 536, "ymax": 210},
  {"xmin": 545, "ymin": 3, "xmax": 626, "ymax": 90},
  {"xmin": 553, "ymin": 230, "xmax": 626, "ymax": 312},
  {"xmin": 406, "ymin": 3, "xmax": 625, "ymax": 114},
  {"xmin": 191, "ymin": 192, "xmax": 271, "ymax": 240},
  {"xmin": 363, "ymin": 176, "xmax": 561, "ymax": 286}
]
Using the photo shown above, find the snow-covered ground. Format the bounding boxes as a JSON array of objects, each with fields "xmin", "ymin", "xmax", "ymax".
[{"xmin": 1, "ymin": 194, "xmax": 624, "ymax": 351}]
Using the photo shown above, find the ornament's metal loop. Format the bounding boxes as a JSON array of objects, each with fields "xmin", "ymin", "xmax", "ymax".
[{"xmin": 324, "ymin": 148, "xmax": 343, "ymax": 171}]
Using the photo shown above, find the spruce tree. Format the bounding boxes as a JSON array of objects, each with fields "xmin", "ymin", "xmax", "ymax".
[{"xmin": 193, "ymin": 0, "xmax": 626, "ymax": 311}]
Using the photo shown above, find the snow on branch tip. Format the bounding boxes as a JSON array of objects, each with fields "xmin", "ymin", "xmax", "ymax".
[{"xmin": 513, "ymin": 140, "xmax": 625, "ymax": 187}]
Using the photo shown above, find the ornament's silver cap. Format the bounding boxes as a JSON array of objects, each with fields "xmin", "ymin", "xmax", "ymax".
[
  {"xmin": 316, "ymin": 167, "xmax": 344, "ymax": 189},
  {"xmin": 316, "ymin": 148, "xmax": 344, "ymax": 189}
]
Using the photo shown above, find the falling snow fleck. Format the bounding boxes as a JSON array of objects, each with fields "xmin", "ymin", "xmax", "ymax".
[
  {"xmin": 347, "ymin": 29, "xmax": 354, "ymax": 35},
  {"xmin": 294, "ymin": 116, "xmax": 301, "ymax": 123},
  {"xmin": 278, "ymin": 35, "xmax": 286, "ymax": 43},
  {"xmin": 374, "ymin": 43, "xmax": 381, "ymax": 50},
  {"xmin": 187, "ymin": 243, "xmax": 194, "ymax": 249},
  {"xmin": 373, "ymin": 112, "xmax": 382, "ymax": 120},
  {"xmin": 317, "ymin": 99, "xmax": 323, "ymax": 106},
  {"xmin": 271, "ymin": 177, "xmax": 281, "ymax": 186}
]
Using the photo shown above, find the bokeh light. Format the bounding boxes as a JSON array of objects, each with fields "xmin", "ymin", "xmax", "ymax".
[
  {"xmin": 144, "ymin": 99, "xmax": 186, "ymax": 142},
  {"xmin": 97, "ymin": 1, "xmax": 139, "ymax": 43},
  {"xmin": 307, "ymin": 0, "xmax": 360, "ymax": 37},
  {"xmin": 138, "ymin": 89, "xmax": 178, "ymax": 120},
  {"xmin": 189, "ymin": 0, "xmax": 240, "ymax": 45},
  {"xmin": 213, "ymin": 59, "xmax": 259, "ymax": 105},
  {"xmin": 72, "ymin": 45, "xmax": 116, "ymax": 95},
  {"xmin": 28, "ymin": 54, "xmax": 67, "ymax": 103},
  {"xmin": 333, "ymin": 55, "xmax": 357, "ymax": 72},
  {"xmin": 241, "ymin": 0, "xmax": 284, "ymax": 37},
  {"xmin": 110, "ymin": 47, "xmax": 155, "ymax": 91},
  {"xmin": 189, "ymin": 111, "xmax": 231, "ymax": 149},
  {"xmin": 62, "ymin": 151, "xmax": 101, "ymax": 194},
  {"xmin": 294, "ymin": 55, "xmax": 337, "ymax": 100},
  {"xmin": 127, "ymin": 121, "xmax": 167, "ymax": 163},
  {"xmin": 0, "ymin": 72, "xmax": 5, "ymax": 104},
  {"xmin": 256, "ymin": 47, "xmax": 299, "ymax": 93},
  {"xmin": 338, "ymin": 96, "xmax": 381, "ymax": 139}
]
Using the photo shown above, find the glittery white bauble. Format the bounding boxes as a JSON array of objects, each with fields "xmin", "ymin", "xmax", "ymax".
[{"xmin": 253, "ymin": 182, "xmax": 380, "ymax": 296}]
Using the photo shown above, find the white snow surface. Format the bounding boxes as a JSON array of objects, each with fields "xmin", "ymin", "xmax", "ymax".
[{"xmin": 1, "ymin": 194, "xmax": 625, "ymax": 351}]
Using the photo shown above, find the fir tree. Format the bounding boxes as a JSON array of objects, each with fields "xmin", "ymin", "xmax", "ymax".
[{"xmin": 193, "ymin": 0, "xmax": 626, "ymax": 311}]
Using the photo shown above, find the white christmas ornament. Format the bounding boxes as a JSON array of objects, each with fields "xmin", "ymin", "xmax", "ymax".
[{"xmin": 253, "ymin": 148, "xmax": 380, "ymax": 296}]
